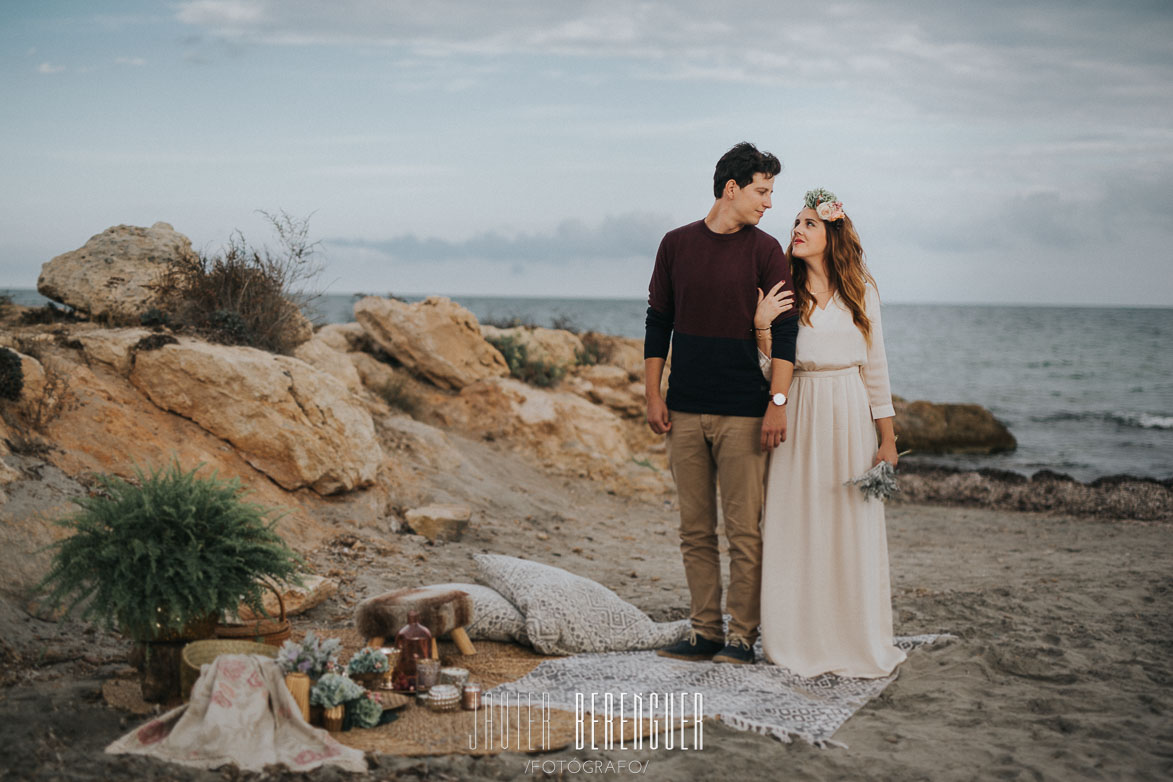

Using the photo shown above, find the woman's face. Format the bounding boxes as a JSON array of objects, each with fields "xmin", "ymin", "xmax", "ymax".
[{"xmin": 790, "ymin": 208, "xmax": 827, "ymax": 261}]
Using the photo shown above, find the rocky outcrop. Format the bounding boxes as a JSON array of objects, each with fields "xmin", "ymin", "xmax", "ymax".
[
  {"xmin": 77, "ymin": 328, "xmax": 157, "ymax": 375},
  {"xmin": 893, "ymin": 396, "xmax": 1016, "ymax": 454},
  {"xmin": 565, "ymin": 365, "xmax": 644, "ymax": 419},
  {"xmin": 403, "ymin": 503, "xmax": 472, "ymax": 542},
  {"xmin": 37, "ymin": 222, "xmax": 195, "ymax": 322},
  {"xmin": 481, "ymin": 325, "xmax": 584, "ymax": 367},
  {"xmin": 293, "ymin": 334, "xmax": 363, "ymax": 394},
  {"xmin": 130, "ymin": 339, "xmax": 381, "ymax": 494},
  {"xmin": 894, "ymin": 464, "xmax": 1172, "ymax": 521},
  {"xmin": 579, "ymin": 332, "xmax": 645, "ymax": 377},
  {"xmin": 429, "ymin": 377, "xmax": 631, "ymax": 475},
  {"xmin": 354, "ymin": 296, "xmax": 508, "ymax": 390}
]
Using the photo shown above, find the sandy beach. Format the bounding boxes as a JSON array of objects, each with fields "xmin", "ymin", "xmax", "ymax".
[
  {"xmin": 2, "ymin": 448, "xmax": 1170, "ymax": 781},
  {"xmin": 1, "ymin": 293, "xmax": 1170, "ymax": 781}
]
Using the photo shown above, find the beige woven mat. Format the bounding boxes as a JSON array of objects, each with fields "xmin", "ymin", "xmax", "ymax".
[
  {"xmin": 102, "ymin": 628, "xmax": 661, "ymax": 757},
  {"xmin": 328, "ymin": 628, "xmax": 587, "ymax": 757}
]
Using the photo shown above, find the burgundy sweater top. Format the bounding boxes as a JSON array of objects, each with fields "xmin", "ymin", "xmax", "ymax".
[{"xmin": 644, "ymin": 219, "xmax": 798, "ymax": 417}]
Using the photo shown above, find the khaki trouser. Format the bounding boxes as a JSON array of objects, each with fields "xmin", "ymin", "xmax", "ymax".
[{"xmin": 667, "ymin": 412, "xmax": 766, "ymax": 643}]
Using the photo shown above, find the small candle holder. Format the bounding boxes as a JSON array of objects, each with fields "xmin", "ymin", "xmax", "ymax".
[
  {"xmin": 439, "ymin": 666, "xmax": 469, "ymax": 688},
  {"xmin": 461, "ymin": 682, "xmax": 482, "ymax": 711},
  {"xmin": 416, "ymin": 658, "xmax": 441, "ymax": 691}
]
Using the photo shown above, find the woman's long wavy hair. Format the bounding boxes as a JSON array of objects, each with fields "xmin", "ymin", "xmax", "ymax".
[{"xmin": 787, "ymin": 211, "xmax": 877, "ymax": 346}]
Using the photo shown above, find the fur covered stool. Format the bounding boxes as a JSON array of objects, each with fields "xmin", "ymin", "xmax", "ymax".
[{"xmin": 355, "ymin": 586, "xmax": 477, "ymax": 656}]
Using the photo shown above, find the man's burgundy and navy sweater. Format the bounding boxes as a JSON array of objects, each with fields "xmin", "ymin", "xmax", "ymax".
[{"xmin": 644, "ymin": 219, "xmax": 798, "ymax": 417}]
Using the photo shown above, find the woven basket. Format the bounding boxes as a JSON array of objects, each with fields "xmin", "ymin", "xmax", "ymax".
[
  {"xmin": 180, "ymin": 639, "xmax": 278, "ymax": 700},
  {"xmin": 214, "ymin": 580, "xmax": 291, "ymax": 646}
]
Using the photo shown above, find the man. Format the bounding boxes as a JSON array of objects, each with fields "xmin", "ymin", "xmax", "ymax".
[{"xmin": 644, "ymin": 142, "xmax": 798, "ymax": 664}]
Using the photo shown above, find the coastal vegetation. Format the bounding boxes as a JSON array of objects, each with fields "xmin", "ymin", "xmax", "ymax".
[
  {"xmin": 485, "ymin": 333, "xmax": 567, "ymax": 388},
  {"xmin": 151, "ymin": 210, "xmax": 321, "ymax": 354},
  {"xmin": 36, "ymin": 461, "xmax": 303, "ymax": 641}
]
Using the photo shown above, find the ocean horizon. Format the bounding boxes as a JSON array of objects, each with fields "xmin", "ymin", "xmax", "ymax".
[{"xmin": 4, "ymin": 288, "xmax": 1171, "ymax": 482}]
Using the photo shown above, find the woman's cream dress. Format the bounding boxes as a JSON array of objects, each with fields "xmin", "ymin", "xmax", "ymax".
[{"xmin": 760, "ymin": 283, "xmax": 906, "ymax": 678}]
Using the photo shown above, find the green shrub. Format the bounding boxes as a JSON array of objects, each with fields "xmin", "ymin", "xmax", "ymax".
[
  {"xmin": 0, "ymin": 347, "xmax": 22, "ymax": 401},
  {"xmin": 486, "ymin": 335, "xmax": 566, "ymax": 388},
  {"xmin": 37, "ymin": 461, "xmax": 303, "ymax": 640}
]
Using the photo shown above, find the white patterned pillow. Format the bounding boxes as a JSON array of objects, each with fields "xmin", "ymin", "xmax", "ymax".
[
  {"xmin": 473, "ymin": 555, "xmax": 689, "ymax": 655},
  {"xmin": 427, "ymin": 582, "xmax": 527, "ymax": 643}
]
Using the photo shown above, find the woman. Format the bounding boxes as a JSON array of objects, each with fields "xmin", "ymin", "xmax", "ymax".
[{"xmin": 754, "ymin": 188, "xmax": 905, "ymax": 678}]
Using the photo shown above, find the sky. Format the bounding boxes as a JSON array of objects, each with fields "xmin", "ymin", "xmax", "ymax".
[{"xmin": 1, "ymin": 0, "xmax": 1171, "ymax": 305}]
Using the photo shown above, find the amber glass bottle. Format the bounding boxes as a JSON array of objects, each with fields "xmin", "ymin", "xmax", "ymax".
[{"xmin": 393, "ymin": 610, "xmax": 433, "ymax": 691}]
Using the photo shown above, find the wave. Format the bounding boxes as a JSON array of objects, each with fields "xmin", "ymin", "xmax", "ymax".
[{"xmin": 1034, "ymin": 411, "xmax": 1173, "ymax": 430}]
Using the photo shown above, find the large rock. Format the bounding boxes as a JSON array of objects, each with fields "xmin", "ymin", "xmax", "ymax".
[
  {"xmin": 480, "ymin": 325, "xmax": 584, "ymax": 367},
  {"xmin": 403, "ymin": 503, "xmax": 472, "ymax": 542},
  {"xmin": 565, "ymin": 365, "xmax": 644, "ymax": 419},
  {"xmin": 893, "ymin": 396, "xmax": 1017, "ymax": 454},
  {"xmin": 77, "ymin": 328, "xmax": 157, "ymax": 375},
  {"xmin": 37, "ymin": 222, "xmax": 195, "ymax": 322},
  {"xmin": 293, "ymin": 335, "xmax": 363, "ymax": 394},
  {"xmin": 430, "ymin": 377, "xmax": 631, "ymax": 474},
  {"xmin": 354, "ymin": 296, "xmax": 508, "ymax": 390},
  {"xmin": 130, "ymin": 339, "xmax": 381, "ymax": 494},
  {"xmin": 580, "ymin": 333, "xmax": 645, "ymax": 377}
]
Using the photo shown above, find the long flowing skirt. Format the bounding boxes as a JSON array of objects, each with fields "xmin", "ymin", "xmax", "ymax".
[{"xmin": 760, "ymin": 367, "xmax": 906, "ymax": 678}]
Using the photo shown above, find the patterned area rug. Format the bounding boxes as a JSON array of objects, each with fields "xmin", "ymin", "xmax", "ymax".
[{"xmin": 489, "ymin": 635, "xmax": 952, "ymax": 748}]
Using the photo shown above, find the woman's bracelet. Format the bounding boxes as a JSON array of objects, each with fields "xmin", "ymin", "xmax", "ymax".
[{"xmin": 753, "ymin": 326, "xmax": 770, "ymax": 331}]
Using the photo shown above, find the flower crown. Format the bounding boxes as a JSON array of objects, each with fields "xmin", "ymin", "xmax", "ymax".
[{"xmin": 804, "ymin": 188, "xmax": 845, "ymax": 222}]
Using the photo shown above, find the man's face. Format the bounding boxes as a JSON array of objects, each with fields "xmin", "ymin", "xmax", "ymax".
[{"xmin": 728, "ymin": 173, "xmax": 774, "ymax": 227}]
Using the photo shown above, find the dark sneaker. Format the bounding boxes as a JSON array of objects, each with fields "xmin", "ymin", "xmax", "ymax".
[
  {"xmin": 712, "ymin": 635, "xmax": 755, "ymax": 665},
  {"xmin": 656, "ymin": 630, "xmax": 724, "ymax": 661}
]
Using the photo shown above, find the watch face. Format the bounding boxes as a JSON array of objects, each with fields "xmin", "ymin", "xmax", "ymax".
[{"xmin": 772, "ymin": 392, "xmax": 786, "ymax": 406}]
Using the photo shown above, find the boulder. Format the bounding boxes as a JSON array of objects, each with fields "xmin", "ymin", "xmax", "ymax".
[
  {"xmin": 354, "ymin": 296, "xmax": 508, "ymax": 390},
  {"xmin": 37, "ymin": 222, "xmax": 195, "ymax": 322},
  {"xmin": 430, "ymin": 377, "xmax": 631, "ymax": 473},
  {"xmin": 130, "ymin": 339, "xmax": 382, "ymax": 494},
  {"xmin": 893, "ymin": 396, "xmax": 1017, "ymax": 454},
  {"xmin": 293, "ymin": 335, "xmax": 363, "ymax": 394},
  {"xmin": 315, "ymin": 322, "xmax": 368, "ymax": 354},
  {"xmin": 565, "ymin": 365, "xmax": 645, "ymax": 419},
  {"xmin": 403, "ymin": 503, "xmax": 472, "ymax": 542},
  {"xmin": 580, "ymin": 332, "xmax": 645, "ymax": 377},
  {"xmin": 77, "ymin": 328, "xmax": 157, "ymax": 376},
  {"xmin": 480, "ymin": 325, "xmax": 584, "ymax": 367}
]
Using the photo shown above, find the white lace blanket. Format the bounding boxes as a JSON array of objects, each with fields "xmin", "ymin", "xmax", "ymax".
[
  {"xmin": 106, "ymin": 654, "xmax": 366, "ymax": 773},
  {"xmin": 489, "ymin": 634, "xmax": 951, "ymax": 748}
]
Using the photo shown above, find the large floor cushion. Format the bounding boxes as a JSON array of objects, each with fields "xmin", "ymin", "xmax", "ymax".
[{"xmin": 474, "ymin": 554, "xmax": 689, "ymax": 655}]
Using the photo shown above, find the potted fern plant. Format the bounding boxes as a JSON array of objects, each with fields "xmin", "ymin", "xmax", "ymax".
[{"xmin": 37, "ymin": 461, "xmax": 304, "ymax": 701}]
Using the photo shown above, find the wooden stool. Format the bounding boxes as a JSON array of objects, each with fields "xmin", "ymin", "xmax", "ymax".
[{"xmin": 355, "ymin": 586, "xmax": 477, "ymax": 656}]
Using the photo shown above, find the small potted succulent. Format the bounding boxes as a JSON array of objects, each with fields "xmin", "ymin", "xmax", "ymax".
[
  {"xmin": 346, "ymin": 691, "xmax": 385, "ymax": 730},
  {"xmin": 310, "ymin": 672, "xmax": 366, "ymax": 731},
  {"xmin": 346, "ymin": 647, "xmax": 393, "ymax": 689},
  {"xmin": 277, "ymin": 631, "xmax": 342, "ymax": 679}
]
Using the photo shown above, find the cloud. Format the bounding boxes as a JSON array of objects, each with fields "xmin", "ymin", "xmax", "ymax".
[
  {"xmin": 326, "ymin": 212, "xmax": 673, "ymax": 264},
  {"xmin": 36, "ymin": 62, "xmax": 65, "ymax": 74},
  {"xmin": 114, "ymin": 56, "xmax": 147, "ymax": 67},
  {"xmin": 167, "ymin": 0, "xmax": 1173, "ymax": 124}
]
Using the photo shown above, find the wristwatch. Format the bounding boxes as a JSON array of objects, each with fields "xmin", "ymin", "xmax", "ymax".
[{"xmin": 771, "ymin": 392, "xmax": 787, "ymax": 407}]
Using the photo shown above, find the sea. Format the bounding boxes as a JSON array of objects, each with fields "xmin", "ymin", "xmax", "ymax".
[{"xmin": 5, "ymin": 288, "xmax": 1171, "ymax": 482}]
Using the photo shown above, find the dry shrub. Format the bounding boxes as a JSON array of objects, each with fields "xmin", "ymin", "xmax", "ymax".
[{"xmin": 152, "ymin": 211, "xmax": 322, "ymax": 355}]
